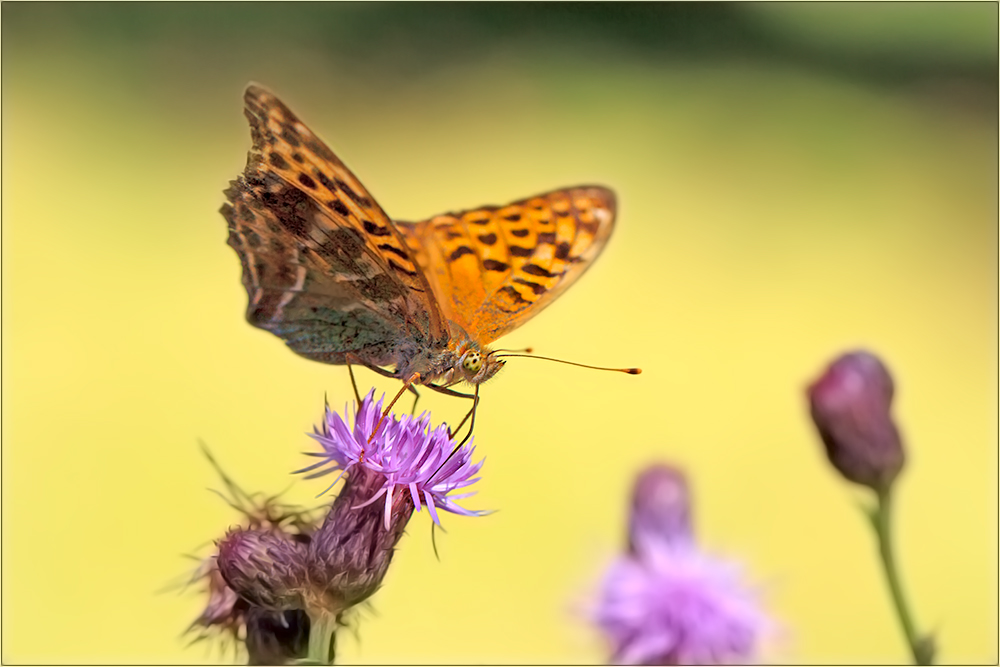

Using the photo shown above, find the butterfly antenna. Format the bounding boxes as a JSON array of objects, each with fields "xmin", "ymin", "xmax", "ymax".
[
  {"xmin": 494, "ymin": 353, "xmax": 641, "ymax": 375},
  {"xmin": 492, "ymin": 346, "xmax": 534, "ymax": 354}
]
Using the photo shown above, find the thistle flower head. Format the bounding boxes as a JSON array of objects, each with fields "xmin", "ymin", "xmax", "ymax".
[
  {"xmin": 593, "ymin": 464, "xmax": 774, "ymax": 665},
  {"xmin": 300, "ymin": 390, "xmax": 487, "ymax": 527},
  {"xmin": 596, "ymin": 546, "xmax": 772, "ymax": 665}
]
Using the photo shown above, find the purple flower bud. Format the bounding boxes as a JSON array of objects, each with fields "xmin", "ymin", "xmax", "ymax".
[
  {"xmin": 184, "ymin": 452, "xmax": 321, "ymax": 661},
  {"xmin": 628, "ymin": 464, "xmax": 693, "ymax": 557},
  {"xmin": 807, "ymin": 351, "xmax": 905, "ymax": 491},
  {"xmin": 306, "ymin": 466, "xmax": 415, "ymax": 610},
  {"xmin": 217, "ymin": 529, "xmax": 309, "ymax": 611}
]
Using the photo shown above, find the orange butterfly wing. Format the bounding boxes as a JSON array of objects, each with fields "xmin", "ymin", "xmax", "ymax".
[
  {"xmin": 222, "ymin": 84, "xmax": 446, "ymax": 362},
  {"xmin": 395, "ymin": 186, "xmax": 616, "ymax": 343}
]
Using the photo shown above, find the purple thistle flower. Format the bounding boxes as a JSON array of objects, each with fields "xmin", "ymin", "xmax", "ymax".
[
  {"xmin": 593, "ymin": 465, "xmax": 774, "ymax": 665},
  {"xmin": 298, "ymin": 390, "xmax": 487, "ymax": 528}
]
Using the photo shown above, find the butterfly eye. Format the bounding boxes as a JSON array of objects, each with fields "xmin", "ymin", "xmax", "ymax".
[{"xmin": 463, "ymin": 351, "xmax": 482, "ymax": 373}]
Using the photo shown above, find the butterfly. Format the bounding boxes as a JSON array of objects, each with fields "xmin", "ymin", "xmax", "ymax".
[{"xmin": 221, "ymin": 84, "xmax": 634, "ymax": 421}]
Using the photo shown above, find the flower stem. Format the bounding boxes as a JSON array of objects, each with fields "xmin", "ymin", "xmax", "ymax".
[
  {"xmin": 873, "ymin": 486, "xmax": 934, "ymax": 665},
  {"xmin": 306, "ymin": 609, "xmax": 338, "ymax": 665}
]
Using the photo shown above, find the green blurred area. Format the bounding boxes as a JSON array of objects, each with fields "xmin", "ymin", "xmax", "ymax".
[
  {"xmin": 2, "ymin": 3, "xmax": 997, "ymax": 665},
  {"xmin": 3, "ymin": 3, "xmax": 998, "ymax": 91}
]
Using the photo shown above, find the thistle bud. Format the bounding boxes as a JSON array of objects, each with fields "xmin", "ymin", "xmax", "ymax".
[
  {"xmin": 628, "ymin": 464, "xmax": 693, "ymax": 557},
  {"xmin": 807, "ymin": 350, "xmax": 905, "ymax": 491},
  {"xmin": 306, "ymin": 466, "xmax": 415, "ymax": 612},
  {"xmin": 217, "ymin": 529, "xmax": 308, "ymax": 611}
]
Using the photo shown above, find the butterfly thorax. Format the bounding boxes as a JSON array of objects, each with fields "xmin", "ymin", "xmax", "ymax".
[{"xmin": 396, "ymin": 336, "xmax": 503, "ymax": 388}]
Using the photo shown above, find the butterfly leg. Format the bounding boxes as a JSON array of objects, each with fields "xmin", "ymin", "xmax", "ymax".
[
  {"xmin": 345, "ymin": 354, "xmax": 363, "ymax": 408},
  {"xmin": 455, "ymin": 386, "xmax": 480, "ymax": 448},
  {"xmin": 423, "ymin": 382, "xmax": 476, "ymax": 440},
  {"xmin": 408, "ymin": 384, "xmax": 421, "ymax": 416},
  {"xmin": 426, "ymin": 386, "xmax": 480, "ymax": 485},
  {"xmin": 369, "ymin": 372, "xmax": 421, "ymax": 444}
]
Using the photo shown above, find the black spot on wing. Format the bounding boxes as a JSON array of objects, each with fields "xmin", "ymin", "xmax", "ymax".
[
  {"xmin": 509, "ymin": 246, "xmax": 534, "ymax": 258},
  {"xmin": 315, "ymin": 171, "xmax": 338, "ymax": 193},
  {"xmin": 269, "ymin": 153, "xmax": 289, "ymax": 169},
  {"xmin": 449, "ymin": 246, "xmax": 475, "ymax": 262},
  {"xmin": 513, "ymin": 277, "xmax": 546, "ymax": 295},
  {"xmin": 389, "ymin": 259, "xmax": 419, "ymax": 278},
  {"xmin": 537, "ymin": 232, "xmax": 556, "ymax": 245},
  {"xmin": 510, "ymin": 228, "xmax": 530, "ymax": 237},
  {"xmin": 298, "ymin": 173, "xmax": 317, "ymax": 189},
  {"xmin": 483, "ymin": 259, "xmax": 509, "ymax": 272},
  {"xmin": 329, "ymin": 199, "xmax": 350, "ymax": 216},
  {"xmin": 522, "ymin": 263, "xmax": 560, "ymax": 278},
  {"xmin": 280, "ymin": 125, "xmax": 302, "ymax": 147},
  {"xmin": 335, "ymin": 178, "xmax": 372, "ymax": 207},
  {"xmin": 477, "ymin": 233, "xmax": 498, "ymax": 245},
  {"xmin": 500, "ymin": 285, "xmax": 530, "ymax": 305},
  {"xmin": 378, "ymin": 243, "xmax": 409, "ymax": 260},
  {"xmin": 305, "ymin": 138, "xmax": 336, "ymax": 162},
  {"xmin": 364, "ymin": 220, "xmax": 392, "ymax": 236}
]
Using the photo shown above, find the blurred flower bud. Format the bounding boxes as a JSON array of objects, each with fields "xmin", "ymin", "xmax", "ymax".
[
  {"xmin": 217, "ymin": 529, "xmax": 308, "ymax": 611},
  {"xmin": 628, "ymin": 464, "xmax": 693, "ymax": 557},
  {"xmin": 807, "ymin": 350, "xmax": 905, "ymax": 491}
]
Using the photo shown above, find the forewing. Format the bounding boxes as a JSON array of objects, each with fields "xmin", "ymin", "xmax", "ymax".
[
  {"xmin": 222, "ymin": 189, "xmax": 409, "ymax": 366},
  {"xmin": 221, "ymin": 84, "xmax": 446, "ymax": 361},
  {"xmin": 395, "ymin": 186, "xmax": 616, "ymax": 342}
]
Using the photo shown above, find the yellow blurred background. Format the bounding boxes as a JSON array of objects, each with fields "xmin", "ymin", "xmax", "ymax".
[{"xmin": 2, "ymin": 3, "xmax": 996, "ymax": 663}]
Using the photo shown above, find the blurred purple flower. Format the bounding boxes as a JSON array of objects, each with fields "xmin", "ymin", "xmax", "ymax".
[
  {"xmin": 629, "ymin": 464, "xmax": 694, "ymax": 556},
  {"xmin": 807, "ymin": 350, "xmax": 905, "ymax": 491},
  {"xmin": 593, "ymin": 465, "xmax": 774, "ymax": 665},
  {"xmin": 298, "ymin": 390, "xmax": 487, "ymax": 527}
]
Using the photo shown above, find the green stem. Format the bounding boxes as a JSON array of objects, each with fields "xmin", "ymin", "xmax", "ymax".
[
  {"xmin": 873, "ymin": 486, "xmax": 934, "ymax": 665},
  {"xmin": 306, "ymin": 609, "xmax": 338, "ymax": 665}
]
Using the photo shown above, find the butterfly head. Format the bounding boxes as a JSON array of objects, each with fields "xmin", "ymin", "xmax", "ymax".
[{"xmin": 456, "ymin": 343, "xmax": 505, "ymax": 385}]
